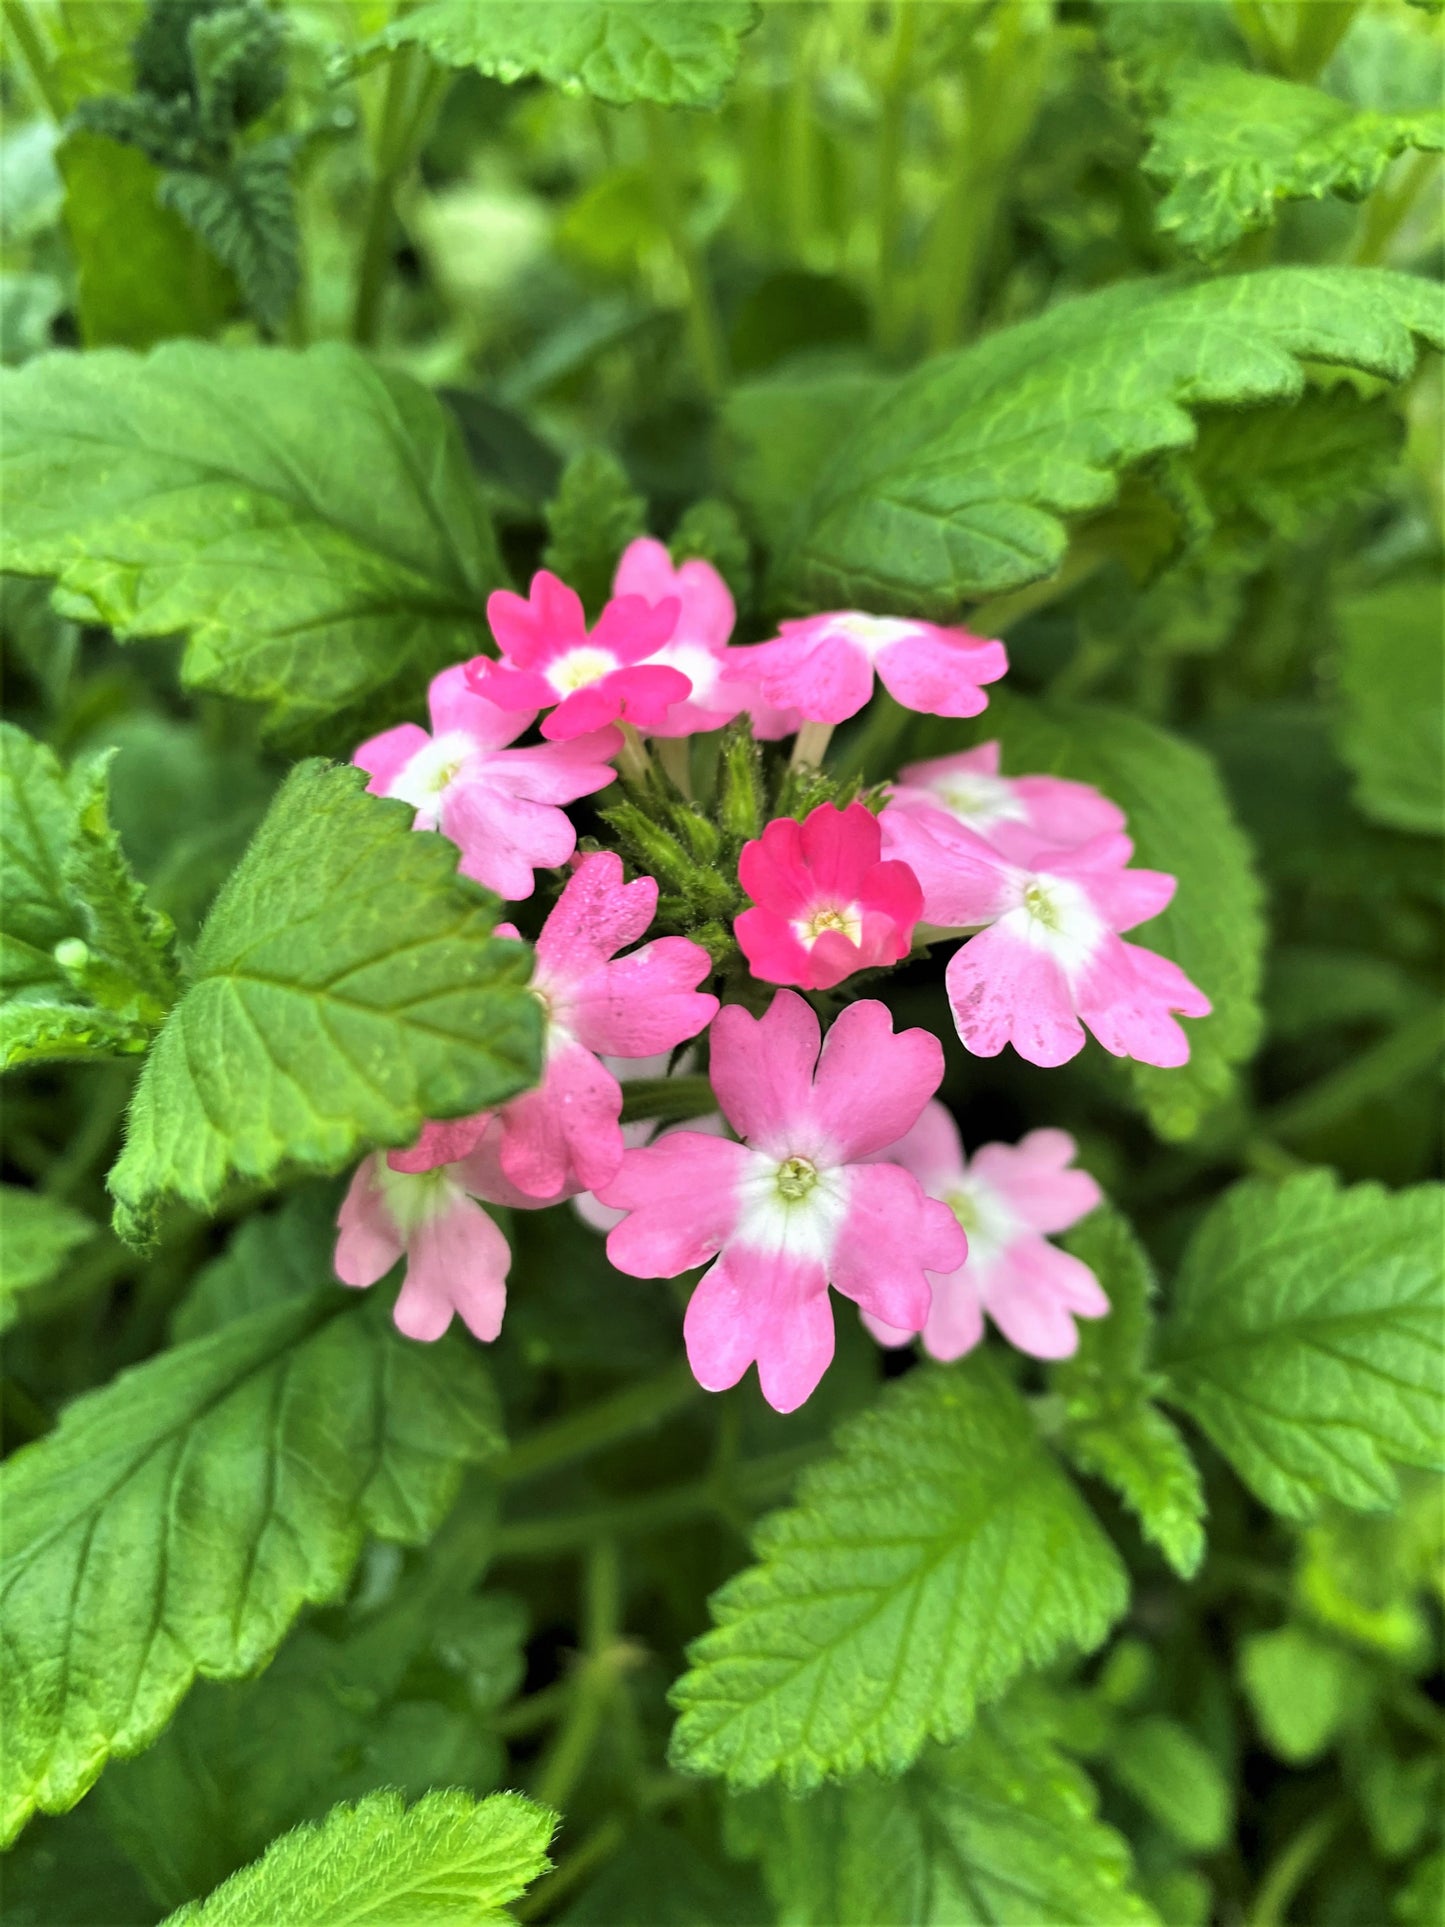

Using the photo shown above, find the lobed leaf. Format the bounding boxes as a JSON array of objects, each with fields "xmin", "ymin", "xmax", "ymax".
[
  {"xmin": 108, "ymin": 762, "xmax": 541, "ymax": 1242},
  {"xmin": 669, "ymin": 1358, "xmax": 1127, "ymax": 1791},
  {"xmin": 1157, "ymin": 1173, "xmax": 1445, "ymax": 1520}
]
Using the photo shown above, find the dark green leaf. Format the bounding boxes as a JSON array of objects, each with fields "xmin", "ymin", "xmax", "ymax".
[
  {"xmin": 541, "ymin": 447, "xmax": 646, "ymax": 620},
  {"xmin": 0, "ymin": 1186, "xmax": 97, "ymax": 1333}
]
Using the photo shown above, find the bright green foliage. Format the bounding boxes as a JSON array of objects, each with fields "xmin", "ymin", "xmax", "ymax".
[
  {"xmin": 727, "ymin": 1699, "xmax": 1158, "ymax": 1925},
  {"xmin": 984, "ymin": 694, "xmax": 1263, "ymax": 1138},
  {"xmin": 364, "ymin": 1, "xmax": 761, "ymax": 109},
  {"xmin": 0, "ymin": 343, "xmax": 506, "ymax": 744},
  {"xmin": 1334, "ymin": 576, "xmax": 1445, "ymax": 836},
  {"xmin": 108, "ymin": 762, "xmax": 540, "ymax": 1242},
  {"xmin": 669, "ymin": 1359, "xmax": 1127, "ymax": 1790},
  {"xmin": 0, "ymin": 1185, "xmax": 96, "ymax": 1332},
  {"xmin": 1053, "ymin": 1207, "xmax": 1207, "ymax": 1577},
  {"xmin": 171, "ymin": 1186, "xmax": 336, "ymax": 1342},
  {"xmin": 1238, "ymin": 1626, "xmax": 1361, "ymax": 1765},
  {"xmin": 160, "ymin": 1790, "xmax": 556, "ymax": 1927},
  {"xmin": 1158, "ymin": 1174, "xmax": 1445, "ymax": 1520},
  {"xmin": 1, "ymin": 722, "xmax": 83, "ymax": 1001},
  {"xmin": 541, "ymin": 447, "xmax": 647, "ymax": 618},
  {"xmin": 0, "ymin": 1283, "xmax": 504, "ymax": 1844},
  {"xmin": 1135, "ymin": 63, "xmax": 1445, "ymax": 259},
  {"xmin": 768, "ymin": 270, "xmax": 1443, "ymax": 613},
  {"xmin": 1107, "ymin": 1716, "xmax": 1232, "ymax": 1853}
]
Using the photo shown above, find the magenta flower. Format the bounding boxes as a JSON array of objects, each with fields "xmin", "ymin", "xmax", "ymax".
[
  {"xmin": 882, "ymin": 808, "xmax": 1211, "ymax": 1069},
  {"xmin": 864, "ymin": 1103, "xmax": 1107, "ymax": 1361},
  {"xmin": 735, "ymin": 801, "xmax": 923, "ymax": 991},
  {"xmin": 889, "ymin": 741, "xmax": 1126, "ymax": 862},
  {"xmin": 724, "ymin": 610, "xmax": 1008, "ymax": 726},
  {"xmin": 468, "ymin": 570, "xmax": 690, "ymax": 740},
  {"xmin": 611, "ymin": 538, "xmax": 748, "ymax": 738},
  {"xmin": 598, "ymin": 991, "xmax": 966, "ymax": 1413},
  {"xmin": 353, "ymin": 665, "xmax": 620, "ymax": 901},
  {"xmin": 500, "ymin": 853, "xmax": 717, "ymax": 1197}
]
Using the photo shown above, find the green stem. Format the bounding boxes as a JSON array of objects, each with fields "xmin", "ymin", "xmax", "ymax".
[
  {"xmin": 644, "ymin": 105, "xmax": 726, "ymax": 397},
  {"xmin": 530, "ymin": 1541, "xmax": 622, "ymax": 1812},
  {"xmin": 616, "ymin": 722, "xmax": 654, "ymax": 787},
  {"xmin": 1266, "ymin": 1005, "xmax": 1445, "ymax": 1145},
  {"xmin": 2, "ymin": 0, "xmax": 66, "ymax": 119},
  {"xmin": 1351, "ymin": 151, "xmax": 1441, "ymax": 266},
  {"xmin": 618, "ymin": 1075, "xmax": 716, "ymax": 1126},
  {"xmin": 1246, "ymin": 1805, "xmax": 1343, "ymax": 1927},
  {"xmin": 494, "ymin": 1681, "xmax": 571, "ymax": 1740},
  {"xmin": 497, "ymin": 1361, "xmax": 700, "ymax": 1489},
  {"xmin": 1285, "ymin": 0, "xmax": 1361, "ymax": 82},
  {"xmin": 790, "ymin": 719, "xmax": 834, "ymax": 770},
  {"xmin": 873, "ymin": 0, "xmax": 917, "ymax": 352},
  {"xmin": 351, "ymin": 44, "xmax": 442, "ymax": 348}
]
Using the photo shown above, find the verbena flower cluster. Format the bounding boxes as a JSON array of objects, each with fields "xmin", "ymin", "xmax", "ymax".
[{"xmin": 336, "ymin": 540, "xmax": 1209, "ymax": 1411}]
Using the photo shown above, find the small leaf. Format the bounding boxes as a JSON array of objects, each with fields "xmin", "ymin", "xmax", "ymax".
[
  {"xmin": 363, "ymin": 1, "xmax": 760, "ymax": 109},
  {"xmin": 1107, "ymin": 1715, "xmax": 1233, "ymax": 1853},
  {"xmin": 159, "ymin": 1790, "xmax": 556, "ymax": 1927},
  {"xmin": 669, "ymin": 1358, "xmax": 1127, "ymax": 1790},
  {"xmin": 1334, "ymin": 575, "xmax": 1444, "ymax": 836},
  {"xmin": 1157, "ymin": 1173, "xmax": 1445, "ymax": 1520},
  {"xmin": 541, "ymin": 447, "xmax": 647, "ymax": 619},
  {"xmin": 0, "ymin": 721, "xmax": 80, "ymax": 1000},
  {"xmin": 108, "ymin": 762, "xmax": 541, "ymax": 1242},
  {"xmin": 0, "ymin": 1185, "xmax": 96, "ymax": 1333},
  {"xmin": 1238, "ymin": 1626, "xmax": 1361, "ymax": 1765},
  {"xmin": 159, "ymin": 142, "xmax": 300, "ymax": 335},
  {"xmin": 63, "ymin": 751, "xmax": 181, "ymax": 1023}
]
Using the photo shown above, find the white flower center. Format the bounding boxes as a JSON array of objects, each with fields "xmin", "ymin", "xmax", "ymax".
[
  {"xmin": 931, "ymin": 771, "xmax": 1028, "ymax": 829},
  {"xmin": 735, "ymin": 1146, "xmax": 849, "ymax": 1263},
  {"xmin": 793, "ymin": 901, "xmax": 863, "ymax": 949},
  {"xmin": 649, "ymin": 639, "xmax": 712, "ymax": 704},
  {"xmin": 832, "ymin": 613, "xmax": 918, "ymax": 657},
  {"xmin": 942, "ymin": 1177, "xmax": 1017, "ymax": 1268},
  {"xmin": 548, "ymin": 646, "xmax": 617, "ymax": 695},
  {"xmin": 375, "ymin": 1160, "xmax": 458, "ymax": 1235},
  {"xmin": 1010, "ymin": 871, "xmax": 1102, "ymax": 973},
  {"xmin": 391, "ymin": 730, "xmax": 475, "ymax": 808}
]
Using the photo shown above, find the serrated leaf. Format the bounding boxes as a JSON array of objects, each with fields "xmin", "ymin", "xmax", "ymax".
[
  {"xmin": 159, "ymin": 142, "xmax": 300, "ymax": 335},
  {"xmin": 1, "ymin": 997, "xmax": 150, "ymax": 1069},
  {"xmin": 1053, "ymin": 1207, "xmax": 1206, "ymax": 1578},
  {"xmin": 0, "ymin": 1283, "xmax": 505, "ymax": 1843},
  {"xmin": 1334, "ymin": 575, "xmax": 1444, "ymax": 836},
  {"xmin": 541, "ymin": 447, "xmax": 646, "ymax": 619},
  {"xmin": 63, "ymin": 751, "xmax": 181, "ymax": 1022},
  {"xmin": 0, "ymin": 721, "xmax": 81, "ymax": 999},
  {"xmin": 1137, "ymin": 62, "xmax": 1445, "ymax": 259},
  {"xmin": 108, "ymin": 762, "xmax": 541, "ymax": 1242},
  {"xmin": 160, "ymin": 1790, "xmax": 556, "ymax": 1927},
  {"xmin": 973, "ymin": 692, "xmax": 1263, "ymax": 1139},
  {"xmin": 1157, "ymin": 1173, "xmax": 1445, "ymax": 1520},
  {"xmin": 364, "ymin": 1, "xmax": 759, "ymax": 109},
  {"xmin": 728, "ymin": 1698, "xmax": 1158, "ymax": 1925},
  {"xmin": 767, "ymin": 269, "xmax": 1443, "ymax": 614},
  {"xmin": 669, "ymin": 1358, "xmax": 1128, "ymax": 1791},
  {"xmin": 0, "ymin": 341, "xmax": 506, "ymax": 744},
  {"xmin": 0, "ymin": 1185, "xmax": 97, "ymax": 1333}
]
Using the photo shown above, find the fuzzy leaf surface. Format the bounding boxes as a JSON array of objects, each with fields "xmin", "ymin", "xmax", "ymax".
[
  {"xmin": 161, "ymin": 1790, "xmax": 555, "ymax": 1926},
  {"xmin": 767, "ymin": 269, "xmax": 1443, "ymax": 612},
  {"xmin": 364, "ymin": 1, "xmax": 759, "ymax": 108},
  {"xmin": 1053, "ymin": 1207, "xmax": 1206, "ymax": 1577},
  {"xmin": 0, "ymin": 342, "xmax": 504, "ymax": 744},
  {"xmin": 728, "ymin": 1699, "xmax": 1157, "ymax": 1925},
  {"xmin": 1157, "ymin": 1174, "xmax": 1445, "ymax": 1520},
  {"xmin": 669, "ymin": 1359, "xmax": 1127, "ymax": 1790},
  {"xmin": 108, "ymin": 762, "xmax": 540, "ymax": 1240},
  {"xmin": 0, "ymin": 1288, "xmax": 505, "ymax": 1844}
]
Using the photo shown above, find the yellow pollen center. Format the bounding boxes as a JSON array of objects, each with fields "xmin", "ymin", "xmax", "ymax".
[
  {"xmin": 776, "ymin": 1155, "xmax": 818, "ymax": 1202},
  {"xmin": 1023, "ymin": 880, "xmax": 1061, "ymax": 930},
  {"xmin": 551, "ymin": 646, "xmax": 615, "ymax": 694},
  {"xmin": 945, "ymin": 1187, "xmax": 977, "ymax": 1234},
  {"xmin": 795, "ymin": 901, "xmax": 863, "ymax": 949}
]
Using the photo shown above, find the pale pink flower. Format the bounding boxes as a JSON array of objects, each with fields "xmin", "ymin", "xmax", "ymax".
[
  {"xmin": 598, "ymin": 991, "xmax": 966, "ymax": 1413},
  {"xmin": 572, "ymin": 1050, "xmax": 721, "ymax": 1234},
  {"xmin": 881, "ymin": 807, "xmax": 1211, "ymax": 1068},
  {"xmin": 889, "ymin": 741, "xmax": 1125, "ymax": 861},
  {"xmin": 612, "ymin": 538, "xmax": 747, "ymax": 737},
  {"xmin": 863, "ymin": 1103, "xmax": 1107, "ymax": 1361},
  {"xmin": 724, "ymin": 610, "xmax": 1008, "ymax": 726},
  {"xmin": 736, "ymin": 801, "xmax": 923, "ymax": 991},
  {"xmin": 353, "ymin": 665, "xmax": 620, "ymax": 901},
  {"xmin": 468, "ymin": 570, "xmax": 689, "ymax": 740}
]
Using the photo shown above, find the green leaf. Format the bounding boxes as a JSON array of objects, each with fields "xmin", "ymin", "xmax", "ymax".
[
  {"xmin": 1, "ymin": 721, "xmax": 81, "ymax": 1000},
  {"xmin": 62, "ymin": 751, "xmax": 181, "ymax": 1023},
  {"xmin": 364, "ymin": 1, "xmax": 760, "ymax": 109},
  {"xmin": 1106, "ymin": 1715, "xmax": 1233, "ymax": 1853},
  {"xmin": 1237, "ymin": 1626, "xmax": 1360, "ymax": 1765},
  {"xmin": 669, "ymin": 1358, "xmax": 1128, "ymax": 1791},
  {"xmin": 0, "ymin": 997, "xmax": 150, "ymax": 1069},
  {"xmin": 0, "ymin": 1283, "xmax": 505, "ymax": 1842},
  {"xmin": 670, "ymin": 498, "xmax": 753, "ymax": 614},
  {"xmin": 1157, "ymin": 1173, "xmax": 1445, "ymax": 1520},
  {"xmin": 159, "ymin": 142, "xmax": 300, "ymax": 336},
  {"xmin": 719, "ymin": 365, "xmax": 891, "ymax": 544},
  {"xmin": 159, "ymin": 1790, "xmax": 556, "ymax": 1927},
  {"xmin": 1396, "ymin": 1852, "xmax": 1445, "ymax": 1927},
  {"xmin": 0, "ymin": 1186, "xmax": 97, "ymax": 1333},
  {"xmin": 0, "ymin": 341, "xmax": 506, "ymax": 744},
  {"xmin": 1053, "ymin": 1207, "xmax": 1207, "ymax": 1578},
  {"xmin": 728, "ymin": 1698, "xmax": 1157, "ymax": 1925},
  {"xmin": 1334, "ymin": 575, "xmax": 1444, "ymax": 836},
  {"xmin": 108, "ymin": 762, "xmax": 541, "ymax": 1243},
  {"xmin": 977, "ymin": 692, "xmax": 1263, "ymax": 1138},
  {"xmin": 1134, "ymin": 62, "xmax": 1445, "ymax": 259},
  {"xmin": 171, "ymin": 1186, "xmax": 338, "ymax": 1342},
  {"xmin": 561, "ymin": 1819, "xmax": 768, "ymax": 1925},
  {"xmin": 541, "ymin": 447, "xmax": 646, "ymax": 620},
  {"xmin": 767, "ymin": 269, "xmax": 1443, "ymax": 614}
]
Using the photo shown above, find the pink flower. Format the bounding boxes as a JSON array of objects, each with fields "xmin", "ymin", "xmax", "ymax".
[
  {"xmin": 500, "ymin": 853, "xmax": 716, "ymax": 1197},
  {"xmin": 735, "ymin": 801, "xmax": 923, "ymax": 991},
  {"xmin": 611, "ymin": 538, "xmax": 748, "ymax": 737},
  {"xmin": 572, "ymin": 1050, "xmax": 721, "ymax": 1234},
  {"xmin": 863, "ymin": 1103, "xmax": 1107, "ymax": 1361},
  {"xmin": 889, "ymin": 741, "xmax": 1126, "ymax": 862},
  {"xmin": 598, "ymin": 991, "xmax": 966, "ymax": 1413},
  {"xmin": 724, "ymin": 610, "xmax": 1008, "ymax": 726},
  {"xmin": 335, "ymin": 1142, "xmax": 521, "ymax": 1343},
  {"xmin": 881, "ymin": 807, "xmax": 1212, "ymax": 1069},
  {"xmin": 353, "ymin": 665, "xmax": 620, "ymax": 901},
  {"xmin": 468, "ymin": 570, "xmax": 690, "ymax": 740}
]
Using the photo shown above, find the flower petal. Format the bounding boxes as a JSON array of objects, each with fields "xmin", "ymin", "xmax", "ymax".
[
  {"xmin": 683, "ymin": 1246, "xmax": 834, "ymax": 1412},
  {"xmin": 499, "ymin": 1039, "xmax": 624, "ymax": 1195},
  {"xmin": 945, "ymin": 923, "xmax": 1087, "ymax": 1066},
  {"xmin": 810, "ymin": 997, "xmax": 945, "ymax": 1161},
  {"xmin": 392, "ymin": 1194, "xmax": 511, "ymax": 1343},
  {"xmin": 708, "ymin": 991, "xmax": 821, "ymax": 1154},
  {"xmin": 874, "ymin": 628, "xmax": 1008, "ymax": 717},
  {"xmin": 569, "ymin": 936, "xmax": 718, "ymax": 1057},
  {"xmin": 827, "ymin": 1163, "xmax": 961, "ymax": 1332},
  {"xmin": 334, "ymin": 1157, "xmax": 403, "ymax": 1286},
  {"xmin": 601, "ymin": 1131, "xmax": 749, "ymax": 1275}
]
